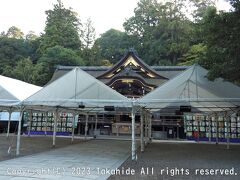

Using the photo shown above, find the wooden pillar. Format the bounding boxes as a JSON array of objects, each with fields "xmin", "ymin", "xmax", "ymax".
[
  {"xmin": 7, "ymin": 110, "xmax": 12, "ymax": 138},
  {"xmin": 131, "ymin": 106, "xmax": 136, "ymax": 161},
  {"xmin": 140, "ymin": 110, "xmax": 144, "ymax": 152},
  {"xmin": 85, "ymin": 114, "xmax": 88, "ymax": 140},
  {"xmin": 16, "ymin": 108, "xmax": 24, "ymax": 156}
]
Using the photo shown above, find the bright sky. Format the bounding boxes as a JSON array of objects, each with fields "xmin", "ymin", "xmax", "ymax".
[{"xmin": 0, "ymin": 0, "xmax": 231, "ymax": 38}]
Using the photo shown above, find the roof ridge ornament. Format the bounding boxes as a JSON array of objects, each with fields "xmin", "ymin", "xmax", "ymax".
[
  {"xmin": 128, "ymin": 47, "xmax": 138, "ymax": 56},
  {"xmin": 97, "ymin": 48, "xmax": 168, "ymax": 79}
]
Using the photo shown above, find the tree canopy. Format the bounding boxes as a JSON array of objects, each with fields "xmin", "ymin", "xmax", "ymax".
[
  {"xmin": 123, "ymin": 0, "xmax": 192, "ymax": 65},
  {"xmin": 0, "ymin": 0, "xmax": 239, "ymax": 85},
  {"xmin": 199, "ymin": 0, "xmax": 240, "ymax": 84},
  {"xmin": 94, "ymin": 29, "xmax": 130, "ymax": 63},
  {"xmin": 39, "ymin": 0, "xmax": 82, "ymax": 53}
]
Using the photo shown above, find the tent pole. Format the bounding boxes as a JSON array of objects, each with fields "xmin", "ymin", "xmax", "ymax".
[
  {"xmin": 144, "ymin": 111, "xmax": 148, "ymax": 146},
  {"xmin": 215, "ymin": 113, "xmax": 219, "ymax": 145},
  {"xmin": 28, "ymin": 110, "xmax": 33, "ymax": 137},
  {"xmin": 208, "ymin": 115, "xmax": 211, "ymax": 142},
  {"xmin": 85, "ymin": 114, "xmax": 88, "ymax": 140},
  {"xmin": 16, "ymin": 108, "xmax": 24, "ymax": 156},
  {"xmin": 7, "ymin": 110, "xmax": 12, "ymax": 138},
  {"xmin": 147, "ymin": 113, "xmax": 149, "ymax": 143},
  {"xmin": 44, "ymin": 112, "xmax": 48, "ymax": 136},
  {"xmin": 53, "ymin": 110, "xmax": 58, "ymax": 148},
  {"xmin": 140, "ymin": 109, "xmax": 144, "ymax": 152},
  {"xmin": 71, "ymin": 113, "xmax": 77, "ymax": 143},
  {"xmin": 148, "ymin": 113, "xmax": 152, "ymax": 142},
  {"xmin": 197, "ymin": 120, "xmax": 200, "ymax": 143},
  {"xmin": 116, "ymin": 124, "xmax": 119, "ymax": 136},
  {"xmin": 78, "ymin": 116, "xmax": 81, "ymax": 136},
  {"xmin": 131, "ymin": 106, "xmax": 136, "ymax": 161},
  {"xmin": 177, "ymin": 124, "xmax": 179, "ymax": 139},
  {"xmin": 226, "ymin": 114, "xmax": 230, "ymax": 150},
  {"xmin": 94, "ymin": 114, "xmax": 98, "ymax": 138}
]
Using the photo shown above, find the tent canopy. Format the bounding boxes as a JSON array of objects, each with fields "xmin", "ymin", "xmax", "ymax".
[
  {"xmin": 138, "ymin": 64, "xmax": 240, "ymax": 112},
  {"xmin": 0, "ymin": 75, "xmax": 41, "ymax": 107},
  {"xmin": 22, "ymin": 67, "xmax": 131, "ymax": 112}
]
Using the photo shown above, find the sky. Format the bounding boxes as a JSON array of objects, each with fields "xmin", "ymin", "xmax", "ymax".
[{"xmin": 0, "ymin": 0, "xmax": 231, "ymax": 38}]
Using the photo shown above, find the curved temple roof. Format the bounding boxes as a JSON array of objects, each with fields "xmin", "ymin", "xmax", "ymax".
[{"xmin": 97, "ymin": 50, "xmax": 168, "ymax": 79}]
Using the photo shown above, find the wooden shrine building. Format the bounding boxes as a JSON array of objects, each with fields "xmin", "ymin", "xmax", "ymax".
[
  {"xmin": 23, "ymin": 50, "xmax": 240, "ymax": 142},
  {"xmin": 46, "ymin": 49, "xmax": 188, "ymax": 139},
  {"xmin": 50, "ymin": 50, "xmax": 187, "ymax": 97}
]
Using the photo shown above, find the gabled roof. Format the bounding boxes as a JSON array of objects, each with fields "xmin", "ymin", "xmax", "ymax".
[
  {"xmin": 22, "ymin": 67, "xmax": 130, "ymax": 110},
  {"xmin": 47, "ymin": 65, "xmax": 188, "ymax": 85},
  {"xmin": 139, "ymin": 64, "xmax": 240, "ymax": 112},
  {"xmin": 0, "ymin": 75, "xmax": 41, "ymax": 106},
  {"xmin": 97, "ymin": 50, "xmax": 168, "ymax": 79},
  {"xmin": 106, "ymin": 69, "xmax": 157, "ymax": 88}
]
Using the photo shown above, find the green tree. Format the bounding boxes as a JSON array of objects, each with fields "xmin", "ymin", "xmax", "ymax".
[
  {"xmin": 6, "ymin": 26, "xmax": 24, "ymax": 39},
  {"xmin": 25, "ymin": 31, "xmax": 38, "ymax": 41},
  {"xmin": 100, "ymin": 59, "xmax": 113, "ymax": 66},
  {"xmin": 190, "ymin": 0, "xmax": 216, "ymax": 21},
  {"xmin": 124, "ymin": 0, "xmax": 191, "ymax": 65},
  {"xmin": 82, "ymin": 18, "xmax": 96, "ymax": 49},
  {"xmin": 35, "ymin": 0, "xmax": 85, "ymax": 85},
  {"xmin": 82, "ymin": 43, "xmax": 102, "ymax": 65},
  {"xmin": 81, "ymin": 18, "xmax": 101, "ymax": 65},
  {"xmin": 39, "ymin": 0, "xmax": 82, "ymax": 53},
  {"xmin": 0, "ymin": 36, "xmax": 32, "ymax": 73},
  {"xmin": 2, "ymin": 58, "xmax": 45, "ymax": 85},
  {"xmin": 164, "ymin": 0, "xmax": 191, "ymax": 64},
  {"xmin": 0, "ymin": 27, "xmax": 41, "ymax": 83},
  {"xmin": 95, "ymin": 29, "xmax": 131, "ymax": 63},
  {"xmin": 200, "ymin": 0, "xmax": 240, "ymax": 83},
  {"xmin": 178, "ymin": 43, "xmax": 207, "ymax": 65},
  {"xmin": 38, "ymin": 45, "xmax": 84, "ymax": 84}
]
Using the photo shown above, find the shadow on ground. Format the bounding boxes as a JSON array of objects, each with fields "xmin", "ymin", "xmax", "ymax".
[{"xmin": 0, "ymin": 134, "xmax": 83, "ymax": 161}]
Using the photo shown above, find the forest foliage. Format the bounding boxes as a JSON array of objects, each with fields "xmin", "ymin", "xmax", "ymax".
[{"xmin": 0, "ymin": 0, "xmax": 239, "ymax": 85}]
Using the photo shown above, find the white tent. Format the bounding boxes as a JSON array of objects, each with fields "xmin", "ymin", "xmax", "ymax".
[
  {"xmin": 0, "ymin": 75, "xmax": 42, "ymax": 138},
  {"xmin": 138, "ymin": 64, "xmax": 240, "ymax": 112},
  {"xmin": 0, "ymin": 75, "xmax": 42, "ymax": 107},
  {"xmin": 15, "ymin": 67, "xmax": 132, "ymax": 156},
  {"xmin": 21, "ymin": 67, "xmax": 130, "ymax": 111}
]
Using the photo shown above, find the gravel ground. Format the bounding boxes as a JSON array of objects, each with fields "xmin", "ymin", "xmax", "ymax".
[
  {"xmin": 108, "ymin": 142, "xmax": 240, "ymax": 180},
  {"xmin": 0, "ymin": 134, "xmax": 83, "ymax": 161}
]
